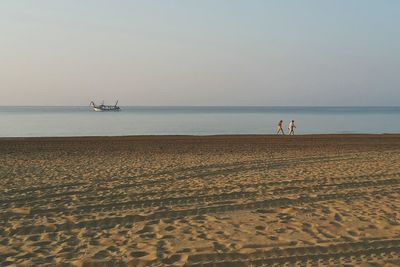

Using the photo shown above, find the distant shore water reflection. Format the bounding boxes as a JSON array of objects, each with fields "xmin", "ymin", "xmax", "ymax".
[{"xmin": 0, "ymin": 106, "xmax": 399, "ymax": 137}]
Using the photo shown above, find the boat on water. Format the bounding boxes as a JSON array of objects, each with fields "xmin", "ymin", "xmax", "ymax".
[{"xmin": 90, "ymin": 101, "xmax": 121, "ymax": 112}]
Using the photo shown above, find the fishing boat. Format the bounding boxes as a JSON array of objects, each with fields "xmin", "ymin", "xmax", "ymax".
[{"xmin": 90, "ymin": 101, "xmax": 121, "ymax": 112}]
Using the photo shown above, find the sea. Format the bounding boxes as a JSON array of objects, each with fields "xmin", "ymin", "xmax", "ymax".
[{"xmin": 0, "ymin": 106, "xmax": 399, "ymax": 137}]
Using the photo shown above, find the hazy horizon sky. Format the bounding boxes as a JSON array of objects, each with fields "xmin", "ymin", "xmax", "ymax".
[{"xmin": 1, "ymin": 1, "xmax": 399, "ymax": 106}]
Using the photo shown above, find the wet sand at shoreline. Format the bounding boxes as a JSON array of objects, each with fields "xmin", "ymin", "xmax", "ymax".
[{"xmin": 1, "ymin": 135, "xmax": 400, "ymax": 266}]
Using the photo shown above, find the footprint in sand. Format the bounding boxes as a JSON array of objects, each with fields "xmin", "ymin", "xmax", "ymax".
[
  {"xmin": 164, "ymin": 225, "xmax": 175, "ymax": 232},
  {"xmin": 130, "ymin": 250, "xmax": 148, "ymax": 258},
  {"xmin": 26, "ymin": 235, "xmax": 41, "ymax": 242},
  {"xmin": 347, "ymin": 230, "xmax": 359, "ymax": 237},
  {"xmin": 321, "ymin": 207, "xmax": 331, "ymax": 214},
  {"xmin": 197, "ymin": 232, "xmax": 208, "ymax": 239},
  {"xmin": 212, "ymin": 241, "xmax": 229, "ymax": 252},
  {"xmin": 255, "ymin": 225, "xmax": 266, "ymax": 231},
  {"xmin": 275, "ymin": 228, "xmax": 286, "ymax": 233},
  {"xmin": 268, "ymin": 235, "xmax": 278, "ymax": 240},
  {"xmin": 93, "ymin": 250, "xmax": 110, "ymax": 259},
  {"xmin": 334, "ymin": 212, "xmax": 343, "ymax": 222},
  {"xmin": 316, "ymin": 227, "xmax": 335, "ymax": 239},
  {"xmin": 136, "ymin": 225, "xmax": 157, "ymax": 239}
]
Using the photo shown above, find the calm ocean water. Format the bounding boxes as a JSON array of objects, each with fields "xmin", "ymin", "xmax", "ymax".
[{"xmin": 0, "ymin": 106, "xmax": 399, "ymax": 137}]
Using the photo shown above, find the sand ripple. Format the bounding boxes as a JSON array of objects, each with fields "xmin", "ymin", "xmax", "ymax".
[{"xmin": 0, "ymin": 135, "xmax": 399, "ymax": 266}]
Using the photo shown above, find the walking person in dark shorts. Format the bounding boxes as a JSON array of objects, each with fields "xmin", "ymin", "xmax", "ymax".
[{"xmin": 288, "ymin": 120, "xmax": 296, "ymax": 135}]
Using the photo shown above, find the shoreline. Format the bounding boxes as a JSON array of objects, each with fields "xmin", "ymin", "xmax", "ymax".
[{"xmin": 1, "ymin": 133, "xmax": 399, "ymax": 140}]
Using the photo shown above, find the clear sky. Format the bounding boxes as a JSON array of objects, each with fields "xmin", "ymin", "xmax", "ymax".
[{"xmin": 0, "ymin": 1, "xmax": 399, "ymax": 106}]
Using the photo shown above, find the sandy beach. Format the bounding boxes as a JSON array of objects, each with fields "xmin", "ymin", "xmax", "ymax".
[{"xmin": 1, "ymin": 135, "xmax": 400, "ymax": 266}]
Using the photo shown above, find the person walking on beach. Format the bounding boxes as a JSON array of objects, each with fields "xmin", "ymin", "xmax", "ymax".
[
  {"xmin": 288, "ymin": 120, "xmax": 296, "ymax": 135},
  {"xmin": 277, "ymin": 120, "xmax": 285, "ymax": 135}
]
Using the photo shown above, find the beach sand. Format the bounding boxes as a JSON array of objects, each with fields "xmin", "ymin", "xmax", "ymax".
[{"xmin": 1, "ymin": 135, "xmax": 400, "ymax": 266}]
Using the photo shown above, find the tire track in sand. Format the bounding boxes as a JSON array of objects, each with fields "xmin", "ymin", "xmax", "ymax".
[
  {"xmin": 186, "ymin": 238, "xmax": 400, "ymax": 266},
  {"xmin": 5, "ymin": 188, "xmax": 399, "ymax": 236}
]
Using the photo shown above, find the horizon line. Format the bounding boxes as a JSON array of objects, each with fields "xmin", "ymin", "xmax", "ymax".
[{"xmin": 1, "ymin": 105, "xmax": 400, "ymax": 108}]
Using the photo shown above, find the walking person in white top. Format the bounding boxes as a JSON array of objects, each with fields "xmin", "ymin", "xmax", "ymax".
[{"xmin": 288, "ymin": 120, "xmax": 296, "ymax": 135}]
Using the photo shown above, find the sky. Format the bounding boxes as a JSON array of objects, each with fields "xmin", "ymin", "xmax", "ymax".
[{"xmin": 0, "ymin": 1, "xmax": 399, "ymax": 106}]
